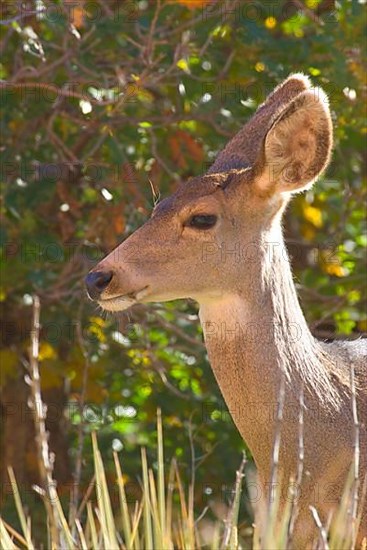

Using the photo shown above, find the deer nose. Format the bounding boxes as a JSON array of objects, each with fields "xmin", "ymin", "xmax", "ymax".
[{"xmin": 85, "ymin": 270, "xmax": 113, "ymax": 300}]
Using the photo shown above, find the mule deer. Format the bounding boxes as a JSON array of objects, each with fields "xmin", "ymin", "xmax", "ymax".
[{"xmin": 86, "ymin": 74, "xmax": 366, "ymax": 546}]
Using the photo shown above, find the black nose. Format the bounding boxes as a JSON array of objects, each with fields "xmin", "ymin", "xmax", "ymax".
[{"xmin": 85, "ymin": 270, "xmax": 113, "ymax": 300}]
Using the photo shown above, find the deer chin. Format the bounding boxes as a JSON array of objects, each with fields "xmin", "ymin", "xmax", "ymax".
[{"xmin": 97, "ymin": 286, "xmax": 150, "ymax": 312}]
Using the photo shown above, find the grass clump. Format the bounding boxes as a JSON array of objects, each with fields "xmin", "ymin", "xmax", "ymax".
[
  {"xmin": 1, "ymin": 408, "xmax": 365, "ymax": 549},
  {"xmin": 1, "ymin": 298, "xmax": 365, "ymax": 548}
]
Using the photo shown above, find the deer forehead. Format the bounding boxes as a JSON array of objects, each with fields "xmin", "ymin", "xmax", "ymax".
[
  {"xmin": 151, "ymin": 174, "xmax": 226, "ymax": 219},
  {"xmin": 150, "ymin": 168, "xmax": 269, "ymax": 222}
]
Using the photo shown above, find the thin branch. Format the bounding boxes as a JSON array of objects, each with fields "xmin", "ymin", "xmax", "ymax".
[
  {"xmin": 152, "ymin": 312, "xmax": 204, "ymax": 349},
  {"xmin": 222, "ymin": 451, "xmax": 247, "ymax": 548},
  {"xmin": 149, "ymin": 129, "xmax": 180, "ymax": 181},
  {"xmin": 293, "ymin": 0, "xmax": 324, "ymax": 26},
  {"xmin": 75, "ymin": 474, "xmax": 96, "ymax": 522},
  {"xmin": 69, "ymin": 300, "xmax": 91, "ymax": 531},
  {"xmin": 0, "ymin": 10, "xmax": 39, "ymax": 25},
  {"xmin": 153, "ymin": 361, "xmax": 192, "ymax": 401},
  {"xmin": 144, "ymin": 0, "xmax": 162, "ymax": 66},
  {"xmin": 80, "ymin": 130, "xmax": 109, "ymax": 162},
  {"xmin": 12, "ymin": 51, "xmax": 73, "ymax": 81},
  {"xmin": 159, "ymin": 2, "xmax": 223, "ymax": 39},
  {"xmin": 309, "ymin": 506, "xmax": 329, "ymax": 549},
  {"xmin": 188, "ymin": 414, "xmax": 196, "ymax": 489},
  {"xmin": 27, "ymin": 296, "xmax": 61, "ymax": 548},
  {"xmin": 0, "ymin": 81, "xmax": 119, "ymax": 105},
  {"xmin": 96, "ymin": 0, "xmax": 113, "ymax": 17}
]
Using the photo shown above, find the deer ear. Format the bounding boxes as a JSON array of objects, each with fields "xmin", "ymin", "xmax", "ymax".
[{"xmin": 257, "ymin": 87, "xmax": 332, "ymax": 194}]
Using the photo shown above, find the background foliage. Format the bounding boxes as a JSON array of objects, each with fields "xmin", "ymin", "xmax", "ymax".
[{"xmin": 1, "ymin": 0, "xmax": 366, "ymax": 538}]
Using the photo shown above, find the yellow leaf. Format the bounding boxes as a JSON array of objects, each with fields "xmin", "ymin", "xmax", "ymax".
[
  {"xmin": 303, "ymin": 204, "xmax": 323, "ymax": 228},
  {"xmin": 306, "ymin": 0, "xmax": 320, "ymax": 8},
  {"xmin": 90, "ymin": 316, "xmax": 106, "ymax": 327},
  {"xmin": 255, "ymin": 62, "xmax": 265, "ymax": 72},
  {"xmin": 39, "ymin": 342, "xmax": 57, "ymax": 361},
  {"xmin": 323, "ymin": 264, "xmax": 346, "ymax": 277},
  {"xmin": 211, "ymin": 24, "xmax": 232, "ymax": 38},
  {"xmin": 176, "ymin": 59, "xmax": 190, "ymax": 73},
  {"xmin": 166, "ymin": 416, "xmax": 183, "ymax": 427},
  {"xmin": 87, "ymin": 324, "xmax": 106, "ymax": 343},
  {"xmin": 265, "ymin": 17, "xmax": 277, "ymax": 29},
  {"xmin": 348, "ymin": 290, "xmax": 360, "ymax": 303},
  {"xmin": 319, "ymin": 251, "xmax": 346, "ymax": 277}
]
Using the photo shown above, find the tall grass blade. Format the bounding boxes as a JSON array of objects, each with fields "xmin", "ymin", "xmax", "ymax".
[
  {"xmin": 75, "ymin": 519, "xmax": 88, "ymax": 550},
  {"xmin": 130, "ymin": 500, "xmax": 143, "ymax": 549},
  {"xmin": 54, "ymin": 493, "xmax": 76, "ymax": 549},
  {"xmin": 157, "ymin": 409, "xmax": 166, "ymax": 543},
  {"xmin": 113, "ymin": 451, "xmax": 133, "ymax": 548},
  {"xmin": 1, "ymin": 518, "xmax": 28, "ymax": 548},
  {"xmin": 188, "ymin": 484, "xmax": 195, "ymax": 550},
  {"xmin": 149, "ymin": 468, "xmax": 163, "ymax": 547},
  {"xmin": 310, "ymin": 505, "xmax": 329, "ymax": 549},
  {"xmin": 165, "ymin": 458, "xmax": 175, "ymax": 547},
  {"xmin": 92, "ymin": 431, "xmax": 119, "ymax": 549},
  {"xmin": 86, "ymin": 502, "xmax": 99, "ymax": 549},
  {"xmin": 0, "ymin": 518, "xmax": 17, "ymax": 550},
  {"xmin": 227, "ymin": 453, "xmax": 246, "ymax": 549},
  {"xmin": 141, "ymin": 448, "xmax": 153, "ymax": 549},
  {"xmin": 7, "ymin": 467, "xmax": 34, "ymax": 550}
]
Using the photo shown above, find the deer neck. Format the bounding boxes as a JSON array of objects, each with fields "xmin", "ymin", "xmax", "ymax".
[{"xmin": 199, "ymin": 225, "xmax": 340, "ymax": 470}]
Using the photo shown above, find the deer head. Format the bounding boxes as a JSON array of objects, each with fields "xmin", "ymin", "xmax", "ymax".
[{"xmin": 85, "ymin": 74, "xmax": 332, "ymax": 312}]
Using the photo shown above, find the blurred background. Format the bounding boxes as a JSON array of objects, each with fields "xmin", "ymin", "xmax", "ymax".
[{"xmin": 1, "ymin": 0, "xmax": 366, "ymax": 540}]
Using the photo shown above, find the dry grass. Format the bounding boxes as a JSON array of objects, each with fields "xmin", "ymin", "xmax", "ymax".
[{"xmin": 1, "ymin": 411, "xmax": 366, "ymax": 549}]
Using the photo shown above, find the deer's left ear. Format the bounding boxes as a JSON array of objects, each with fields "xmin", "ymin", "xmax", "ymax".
[{"xmin": 256, "ymin": 88, "xmax": 333, "ymax": 194}]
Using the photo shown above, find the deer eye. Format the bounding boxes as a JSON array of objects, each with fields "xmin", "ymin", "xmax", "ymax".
[{"xmin": 187, "ymin": 214, "xmax": 218, "ymax": 230}]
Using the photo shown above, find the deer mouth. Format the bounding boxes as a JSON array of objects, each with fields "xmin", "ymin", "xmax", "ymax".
[{"xmin": 97, "ymin": 286, "xmax": 150, "ymax": 312}]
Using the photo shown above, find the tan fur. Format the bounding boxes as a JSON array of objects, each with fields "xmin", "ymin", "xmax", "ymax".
[{"xmin": 87, "ymin": 75, "xmax": 367, "ymax": 547}]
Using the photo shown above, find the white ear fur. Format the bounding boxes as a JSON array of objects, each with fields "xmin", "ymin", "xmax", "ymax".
[{"xmin": 257, "ymin": 87, "xmax": 333, "ymax": 194}]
